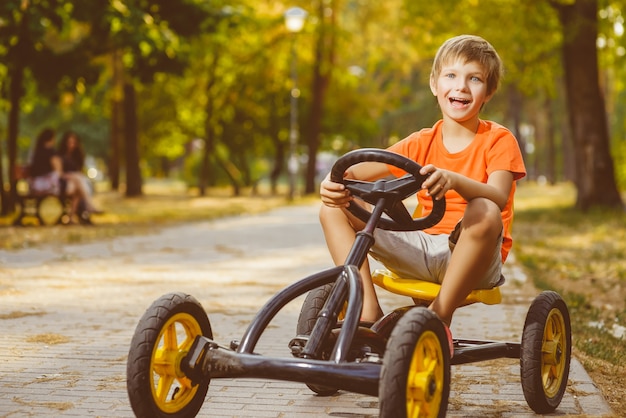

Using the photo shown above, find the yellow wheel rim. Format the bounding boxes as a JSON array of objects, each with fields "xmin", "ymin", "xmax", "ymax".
[
  {"xmin": 541, "ymin": 308, "xmax": 567, "ymax": 398},
  {"xmin": 406, "ymin": 330, "xmax": 444, "ymax": 418},
  {"xmin": 150, "ymin": 312, "xmax": 203, "ymax": 413}
]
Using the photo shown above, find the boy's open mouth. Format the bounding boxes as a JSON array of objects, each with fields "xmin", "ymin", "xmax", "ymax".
[{"xmin": 449, "ymin": 97, "xmax": 471, "ymax": 106}]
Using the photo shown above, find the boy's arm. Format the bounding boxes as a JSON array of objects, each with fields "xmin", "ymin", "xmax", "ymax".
[
  {"xmin": 420, "ymin": 165, "xmax": 513, "ymax": 210},
  {"xmin": 320, "ymin": 161, "xmax": 392, "ymax": 208}
]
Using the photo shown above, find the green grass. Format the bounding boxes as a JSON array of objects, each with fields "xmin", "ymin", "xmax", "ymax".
[{"xmin": 513, "ymin": 182, "xmax": 626, "ymax": 365}]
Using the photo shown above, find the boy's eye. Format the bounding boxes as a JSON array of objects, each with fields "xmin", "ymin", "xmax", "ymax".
[
  {"xmin": 445, "ymin": 73, "xmax": 455, "ymax": 79},
  {"xmin": 471, "ymin": 76, "xmax": 481, "ymax": 82}
]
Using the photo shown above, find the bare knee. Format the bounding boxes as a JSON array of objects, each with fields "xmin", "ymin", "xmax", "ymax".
[
  {"xmin": 462, "ymin": 198, "xmax": 502, "ymax": 239},
  {"xmin": 319, "ymin": 204, "xmax": 342, "ymax": 231},
  {"xmin": 319, "ymin": 204, "xmax": 339, "ymax": 226},
  {"xmin": 319, "ymin": 204, "xmax": 365, "ymax": 234},
  {"xmin": 64, "ymin": 180, "xmax": 77, "ymax": 196}
]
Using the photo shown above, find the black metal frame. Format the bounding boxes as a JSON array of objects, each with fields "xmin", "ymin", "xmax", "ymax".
[{"xmin": 180, "ymin": 193, "xmax": 522, "ymax": 398}]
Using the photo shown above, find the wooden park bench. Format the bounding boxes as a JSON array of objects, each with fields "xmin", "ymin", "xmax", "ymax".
[{"xmin": 13, "ymin": 165, "xmax": 92, "ymax": 226}]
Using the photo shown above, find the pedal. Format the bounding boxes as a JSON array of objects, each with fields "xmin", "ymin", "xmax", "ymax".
[
  {"xmin": 288, "ymin": 335, "xmax": 309, "ymax": 356},
  {"xmin": 361, "ymin": 352, "xmax": 382, "ymax": 364}
]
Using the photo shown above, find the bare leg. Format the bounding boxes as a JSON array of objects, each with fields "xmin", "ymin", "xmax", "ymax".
[
  {"xmin": 429, "ymin": 198, "xmax": 502, "ymax": 326},
  {"xmin": 63, "ymin": 173, "xmax": 99, "ymax": 213},
  {"xmin": 319, "ymin": 204, "xmax": 383, "ymax": 322},
  {"xmin": 70, "ymin": 195, "xmax": 82, "ymax": 223}
]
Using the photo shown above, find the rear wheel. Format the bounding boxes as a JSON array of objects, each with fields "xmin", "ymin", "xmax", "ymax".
[
  {"xmin": 520, "ymin": 291, "xmax": 571, "ymax": 414},
  {"xmin": 296, "ymin": 284, "xmax": 340, "ymax": 396},
  {"xmin": 297, "ymin": 284, "xmax": 337, "ymax": 336},
  {"xmin": 297, "ymin": 284, "xmax": 386, "ymax": 396},
  {"xmin": 127, "ymin": 292, "xmax": 212, "ymax": 418},
  {"xmin": 379, "ymin": 307, "xmax": 450, "ymax": 418}
]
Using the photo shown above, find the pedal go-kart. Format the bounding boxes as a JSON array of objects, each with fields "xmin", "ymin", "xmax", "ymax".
[{"xmin": 126, "ymin": 149, "xmax": 571, "ymax": 417}]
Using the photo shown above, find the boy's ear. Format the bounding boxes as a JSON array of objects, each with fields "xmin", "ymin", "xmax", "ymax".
[{"xmin": 429, "ymin": 75, "xmax": 437, "ymax": 96}]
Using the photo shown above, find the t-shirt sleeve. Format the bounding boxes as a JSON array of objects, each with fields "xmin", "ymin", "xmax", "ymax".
[{"xmin": 487, "ymin": 130, "xmax": 526, "ymax": 181}]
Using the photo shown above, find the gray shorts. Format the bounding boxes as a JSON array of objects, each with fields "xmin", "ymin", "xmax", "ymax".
[{"xmin": 370, "ymin": 224, "xmax": 503, "ymax": 289}]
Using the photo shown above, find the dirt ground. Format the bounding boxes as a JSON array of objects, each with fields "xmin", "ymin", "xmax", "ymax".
[{"xmin": 574, "ymin": 351, "xmax": 626, "ymax": 414}]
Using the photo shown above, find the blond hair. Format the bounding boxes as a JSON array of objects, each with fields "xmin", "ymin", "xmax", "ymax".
[{"xmin": 430, "ymin": 35, "xmax": 503, "ymax": 96}]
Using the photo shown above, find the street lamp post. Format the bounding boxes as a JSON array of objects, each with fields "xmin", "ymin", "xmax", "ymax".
[{"xmin": 284, "ymin": 7, "xmax": 307, "ymax": 200}]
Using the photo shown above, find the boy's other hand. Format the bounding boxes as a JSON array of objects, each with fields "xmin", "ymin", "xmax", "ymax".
[
  {"xmin": 320, "ymin": 173, "xmax": 352, "ymax": 208},
  {"xmin": 420, "ymin": 164, "xmax": 453, "ymax": 200}
]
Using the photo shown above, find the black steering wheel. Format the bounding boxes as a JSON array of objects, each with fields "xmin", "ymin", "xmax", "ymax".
[{"xmin": 330, "ymin": 148, "xmax": 446, "ymax": 231}]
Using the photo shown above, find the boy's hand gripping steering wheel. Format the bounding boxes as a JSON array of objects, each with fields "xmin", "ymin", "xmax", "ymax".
[{"xmin": 330, "ymin": 148, "xmax": 446, "ymax": 231}]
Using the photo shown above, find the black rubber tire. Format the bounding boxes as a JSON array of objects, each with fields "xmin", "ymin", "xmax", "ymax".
[
  {"xmin": 520, "ymin": 290, "xmax": 571, "ymax": 414},
  {"xmin": 127, "ymin": 292, "xmax": 212, "ymax": 418},
  {"xmin": 297, "ymin": 283, "xmax": 336, "ymax": 336},
  {"xmin": 296, "ymin": 284, "xmax": 340, "ymax": 396},
  {"xmin": 379, "ymin": 307, "xmax": 450, "ymax": 418}
]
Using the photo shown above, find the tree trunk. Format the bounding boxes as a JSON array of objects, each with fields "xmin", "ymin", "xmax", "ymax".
[
  {"xmin": 268, "ymin": 97, "xmax": 284, "ymax": 195},
  {"xmin": 0, "ymin": 4, "xmax": 31, "ymax": 215},
  {"xmin": 544, "ymin": 96, "xmax": 557, "ymax": 184},
  {"xmin": 110, "ymin": 50, "xmax": 124, "ymax": 191},
  {"xmin": 3, "ymin": 63, "xmax": 24, "ymax": 215},
  {"xmin": 506, "ymin": 85, "xmax": 527, "ymax": 176},
  {"xmin": 198, "ymin": 127, "xmax": 213, "ymax": 197},
  {"xmin": 552, "ymin": 0, "xmax": 623, "ymax": 209},
  {"xmin": 304, "ymin": 0, "xmax": 337, "ymax": 195},
  {"xmin": 270, "ymin": 139, "xmax": 285, "ymax": 195},
  {"xmin": 2, "ymin": 10, "xmax": 30, "ymax": 216},
  {"xmin": 216, "ymin": 156, "xmax": 240, "ymax": 196},
  {"xmin": 123, "ymin": 82, "xmax": 143, "ymax": 197},
  {"xmin": 530, "ymin": 109, "xmax": 541, "ymax": 182},
  {"xmin": 199, "ymin": 50, "xmax": 220, "ymax": 196},
  {"xmin": 0, "ymin": 127, "xmax": 7, "ymax": 214},
  {"xmin": 110, "ymin": 94, "xmax": 122, "ymax": 191},
  {"xmin": 555, "ymin": 77, "xmax": 576, "ymax": 183}
]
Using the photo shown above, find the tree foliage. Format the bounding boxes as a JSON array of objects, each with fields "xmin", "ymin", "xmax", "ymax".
[{"xmin": 1, "ymin": 0, "xmax": 624, "ymax": 211}]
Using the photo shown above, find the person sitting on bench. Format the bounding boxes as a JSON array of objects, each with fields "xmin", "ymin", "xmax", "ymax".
[
  {"xmin": 58, "ymin": 130, "xmax": 102, "ymax": 218},
  {"xmin": 29, "ymin": 128, "xmax": 102, "ymax": 223}
]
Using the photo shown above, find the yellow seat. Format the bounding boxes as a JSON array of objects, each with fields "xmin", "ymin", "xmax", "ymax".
[{"xmin": 371, "ymin": 269, "xmax": 502, "ymax": 306}]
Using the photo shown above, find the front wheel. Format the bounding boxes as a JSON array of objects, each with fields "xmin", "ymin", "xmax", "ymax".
[
  {"xmin": 520, "ymin": 290, "xmax": 571, "ymax": 414},
  {"xmin": 379, "ymin": 307, "xmax": 450, "ymax": 418},
  {"xmin": 127, "ymin": 292, "xmax": 212, "ymax": 418}
]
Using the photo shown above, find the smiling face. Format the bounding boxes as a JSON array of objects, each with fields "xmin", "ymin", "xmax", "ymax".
[
  {"xmin": 430, "ymin": 58, "xmax": 493, "ymax": 127},
  {"xmin": 428, "ymin": 35, "xmax": 503, "ymax": 129}
]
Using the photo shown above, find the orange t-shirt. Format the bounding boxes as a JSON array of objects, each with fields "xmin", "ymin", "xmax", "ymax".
[{"xmin": 387, "ymin": 119, "xmax": 526, "ymax": 262}]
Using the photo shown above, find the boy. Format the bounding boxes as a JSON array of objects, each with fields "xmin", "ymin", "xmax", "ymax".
[{"xmin": 319, "ymin": 35, "xmax": 526, "ymax": 353}]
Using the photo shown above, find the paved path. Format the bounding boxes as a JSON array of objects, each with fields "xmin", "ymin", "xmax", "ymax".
[{"xmin": 0, "ymin": 203, "xmax": 615, "ymax": 417}]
